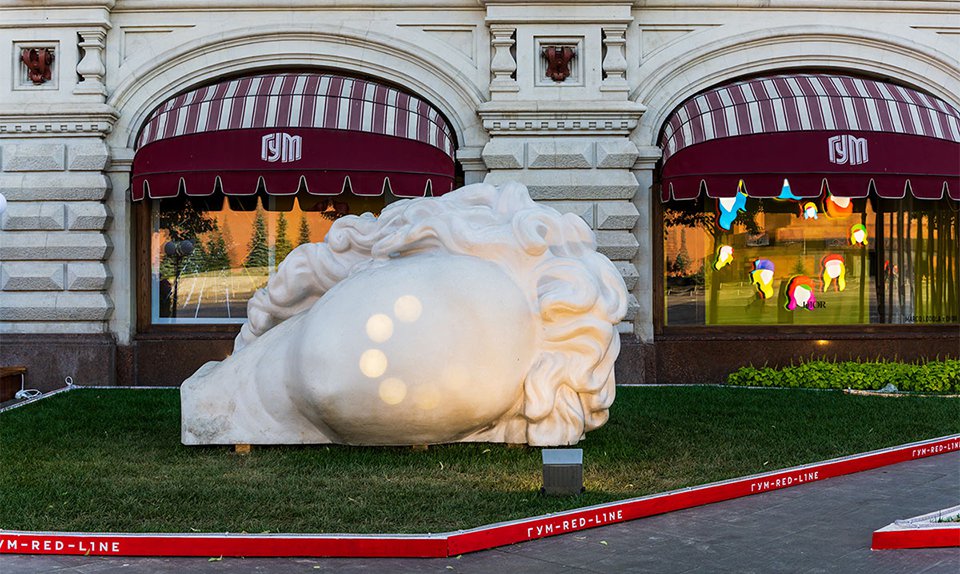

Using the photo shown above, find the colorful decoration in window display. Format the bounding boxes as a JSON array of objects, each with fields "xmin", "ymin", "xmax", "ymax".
[
  {"xmin": 749, "ymin": 258, "xmax": 776, "ymax": 299},
  {"xmin": 821, "ymin": 254, "xmax": 846, "ymax": 292},
  {"xmin": 714, "ymin": 244, "xmax": 734, "ymax": 270},
  {"xmin": 716, "ymin": 181, "xmax": 748, "ymax": 231},
  {"xmin": 849, "ymin": 223, "xmax": 868, "ymax": 246},
  {"xmin": 784, "ymin": 276, "xmax": 817, "ymax": 311},
  {"xmin": 823, "ymin": 190, "xmax": 853, "ymax": 218},
  {"xmin": 802, "ymin": 202, "xmax": 819, "ymax": 220},
  {"xmin": 883, "ymin": 260, "xmax": 900, "ymax": 282},
  {"xmin": 777, "ymin": 178, "xmax": 801, "ymax": 200}
]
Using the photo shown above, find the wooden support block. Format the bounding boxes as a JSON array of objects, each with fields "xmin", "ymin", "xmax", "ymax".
[
  {"xmin": 0, "ymin": 366, "xmax": 26, "ymax": 403},
  {"xmin": 411, "ymin": 444, "xmax": 429, "ymax": 451},
  {"xmin": 234, "ymin": 444, "xmax": 252, "ymax": 455}
]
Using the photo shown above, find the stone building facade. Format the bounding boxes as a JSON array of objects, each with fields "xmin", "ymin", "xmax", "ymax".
[{"xmin": 1, "ymin": 0, "xmax": 958, "ymax": 389}]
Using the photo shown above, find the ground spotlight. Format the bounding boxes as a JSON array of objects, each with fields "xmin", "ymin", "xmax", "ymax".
[{"xmin": 542, "ymin": 448, "xmax": 583, "ymax": 496}]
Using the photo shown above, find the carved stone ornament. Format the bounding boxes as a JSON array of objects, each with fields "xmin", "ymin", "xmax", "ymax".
[
  {"xmin": 181, "ymin": 182, "xmax": 628, "ymax": 447},
  {"xmin": 490, "ymin": 26, "xmax": 518, "ymax": 92},
  {"xmin": 543, "ymin": 46, "xmax": 576, "ymax": 82},
  {"xmin": 21, "ymin": 48, "xmax": 54, "ymax": 84},
  {"xmin": 75, "ymin": 29, "xmax": 107, "ymax": 96}
]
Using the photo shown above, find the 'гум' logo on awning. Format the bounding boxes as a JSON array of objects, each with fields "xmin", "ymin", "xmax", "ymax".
[
  {"xmin": 261, "ymin": 132, "xmax": 302, "ymax": 163},
  {"xmin": 828, "ymin": 134, "xmax": 868, "ymax": 166}
]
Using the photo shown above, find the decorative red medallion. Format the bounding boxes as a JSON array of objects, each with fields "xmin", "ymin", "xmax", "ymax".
[
  {"xmin": 543, "ymin": 46, "xmax": 575, "ymax": 82},
  {"xmin": 21, "ymin": 48, "xmax": 54, "ymax": 84}
]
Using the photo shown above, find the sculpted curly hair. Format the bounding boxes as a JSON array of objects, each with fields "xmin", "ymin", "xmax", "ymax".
[{"xmin": 236, "ymin": 182, "xmax": 628, "ymax": 445}]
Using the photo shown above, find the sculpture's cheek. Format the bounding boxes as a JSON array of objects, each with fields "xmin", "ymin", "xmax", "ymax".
[{"xmin": 291, "ymin": 255, "xmax": 537, "ymax": 445}]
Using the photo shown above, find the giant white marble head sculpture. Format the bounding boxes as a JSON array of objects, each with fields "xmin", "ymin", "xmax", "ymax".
[{"xmin": 181, "ymin": 182, "xmax": 628, "ymax": 447}]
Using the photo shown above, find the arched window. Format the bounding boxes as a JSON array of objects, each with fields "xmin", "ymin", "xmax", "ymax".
[
  {"xmin": 132, "ymin": 73, "xmax": 456, "ymax": 325},
  {"xmin": 657, "ymin": 73, "xmax": 959, "ymax": 328}
]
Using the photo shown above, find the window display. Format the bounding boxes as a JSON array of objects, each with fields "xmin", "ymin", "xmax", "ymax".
[
  {"xmin": 658, "ymin": 72, "xmax": 958, "ymax": 329},
  {"xmin": 150, "ymin": 193, "xmax": 386, "ymax": 324},
  {"xmin": 663, "ymin": 195, "xmax": 959, "ymax": 326}
]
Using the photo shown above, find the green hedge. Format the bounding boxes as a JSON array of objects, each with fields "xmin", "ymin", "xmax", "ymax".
[{"xmin": 726, "ymin": 360, "xmax": 960, "ymax": 393}]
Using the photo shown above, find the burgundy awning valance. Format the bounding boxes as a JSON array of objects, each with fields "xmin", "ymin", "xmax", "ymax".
[
  {"xmin": 132, "ymin": 73, "xmax": 456, "ymax": 200},
  {"xmin": 660, "ymin": 74, "xmax": 960, "ymax": 202}
]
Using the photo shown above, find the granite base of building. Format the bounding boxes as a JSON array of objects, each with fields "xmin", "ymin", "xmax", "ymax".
[
  {"xmin": 646, "ymin": 331, "xmax": 960, "ymax": 384},
  {"xmin": 125, "ymin": 334, "xmax": 235, "ymax": 388},
  {"xmin": 0, "ymin": 333, "xmax": 116, "ymax": 392},
  {"xmin": 2, "ymin": 333, "xmax": 956, "ymax": 389}
]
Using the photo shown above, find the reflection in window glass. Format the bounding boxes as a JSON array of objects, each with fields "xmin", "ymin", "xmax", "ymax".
[
  {"xmin": 879, "ymin": 199, "xmax": 960, "ymax": 325},
  {"xmin": 664, "ymin": 196, "xmax": 959, "ymax": 326},
  {"xmin": 151, "ymin": 193, "xmax": 386, "ymax": 324}
]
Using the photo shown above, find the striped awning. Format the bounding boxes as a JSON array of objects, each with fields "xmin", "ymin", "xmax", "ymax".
[
  {"xmin": 660, "ymin": 73, "xmax": 960, "ymax": 201},
  {"xmin": 132, "ymin": 73, "xmax": 456, "ymax": 200}
]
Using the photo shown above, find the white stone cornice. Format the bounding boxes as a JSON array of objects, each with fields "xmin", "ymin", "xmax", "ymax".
[
  {"xmin": 482, "ymin": 0, "xmax": 629, "ymax": 2},
  {"xmin": 485, "ymin": 3, "xmax": 633, "ymax": 25},
  {"xmin": 0, "ymin": 105, "xmax": 119, "ymax": 137},
  {"xmin": 112, "ymin": 0, "xmax": 478, "ymax": 10},
  {"xmin": 478, "ymin": 101, "xmax": 645, "ymax": 136},
  {"xmin": 455, "ymin": 147, "xmax": 487, "ymax": 172},
  {"xmin": 0, "ymin": 1, "xmax": 113, "ymax": 28},
  {"xmin": 631, "ymin": 146, "xmax": 663, "ymax": 170},
  {"xmin": 0, "ymin": 17, "xmax": 112, "ymax": 28},
  {"xmin": 107, "ymin": 147, "xmax": 134, "ymax": 171},
  {"xmin": 0, "ymin": 0, "xmax": 114, "ymax": 6},
  {"xmin": 631, "ymin": 1, "xmax": 960, "ymax": 13}
]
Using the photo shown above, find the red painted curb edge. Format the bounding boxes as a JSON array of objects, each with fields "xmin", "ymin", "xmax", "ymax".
[
  {"xmin": 872, "ymin": 528, "xmax": 960, "ymax": 550},
  {"xmin": 2, "ymin": 434, "xmax": 958, "ymax": 559},
  {"xmin": 872, "ymin": 504, "xmax": 960, "ymax": 550}
]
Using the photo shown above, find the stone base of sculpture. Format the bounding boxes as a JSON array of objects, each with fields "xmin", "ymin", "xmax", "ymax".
[{"xmin": 181, "ymin": 182, "xmax": 627, "ymax": 447}]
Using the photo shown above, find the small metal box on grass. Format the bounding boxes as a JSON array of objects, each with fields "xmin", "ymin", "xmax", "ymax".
[{"xmin": 541, "ymin": 448, "xmax": 583, "ymax": 496}]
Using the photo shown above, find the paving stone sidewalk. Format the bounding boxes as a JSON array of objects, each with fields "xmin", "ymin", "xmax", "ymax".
[{"xmin": 2, "ymin": 450, "xmax": 958, "ymax": 573}]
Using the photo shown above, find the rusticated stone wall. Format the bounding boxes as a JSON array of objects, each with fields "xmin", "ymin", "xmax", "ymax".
[
  {"xmin": 0, "ymin": 139, "xmax": 113, "ymax": 332},
  {"xmin": 482, "ymin": 138, "xmax": 642, "ymax": 335}
]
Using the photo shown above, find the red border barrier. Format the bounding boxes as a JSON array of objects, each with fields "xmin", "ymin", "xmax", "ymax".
[
  {"xmin": 1, "ymin": 434, "xmax": 957, "ymax": 558},
  {"xmin": 0, "ymin": 534, "xmax": 445, "ymax": 558},
  {"xmin": 872, "ymin": 502, "xmax": 960, "ymax": 550},
  {"xmin": 872, "ymin": 528, "xmax": 960, "ymax": 550}
]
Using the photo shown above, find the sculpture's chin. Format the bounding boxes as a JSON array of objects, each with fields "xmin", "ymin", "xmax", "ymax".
[{"xmin": 182, "ymin": 254, "xmax": 537, "ymax": 446}]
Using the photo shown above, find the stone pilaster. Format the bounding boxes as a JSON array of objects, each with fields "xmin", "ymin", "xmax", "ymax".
[
  {"xmin": 489, "ymin": 25, "xmax": 519, "ymax": 96},
  {"xmin": 600, "ymin": 25, "xmax": 629, "ymax": 98},
  {"xmin": 631, "ymin": 146, "xmax": 663, "ymax": 344},
  {"xmin": 481, "ymin": 2, "xmax": 643, "ymax": 334},
  {"xmin": 75, "ymin": 28, "xmax": 108, "ymax": 98}
]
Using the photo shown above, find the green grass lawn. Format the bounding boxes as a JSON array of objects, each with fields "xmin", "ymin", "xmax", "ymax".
[{"xmin": 1, "ymin": 387, "xmax": 957, "ymax": 534}]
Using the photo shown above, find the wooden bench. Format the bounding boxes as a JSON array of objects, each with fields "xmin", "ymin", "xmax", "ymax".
[{"xmin": 0, "ymin": 366, "xmax": 26, "ymax": 403}]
